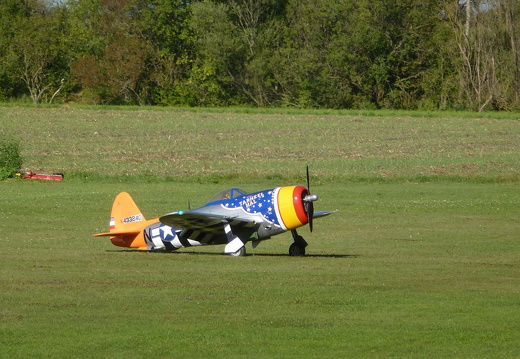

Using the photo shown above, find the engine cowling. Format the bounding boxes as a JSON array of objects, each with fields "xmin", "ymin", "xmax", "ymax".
[{"xmin": 276, "ymin": 185, "xmax": 310, "ymax": 230}]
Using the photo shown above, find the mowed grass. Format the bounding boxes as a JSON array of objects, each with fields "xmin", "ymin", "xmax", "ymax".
[
  {"xmin": 0, "ymin": 106, "xmax": 518, "ymax": 182},
  {"xmin": 1, "ymin": 106, "xmax": 519, "ymax": 358}
]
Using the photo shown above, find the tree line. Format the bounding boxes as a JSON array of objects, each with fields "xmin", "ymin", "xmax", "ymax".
[{"xmin": 1, "ymin": 0, "xmax": 519, "ymax": 110}]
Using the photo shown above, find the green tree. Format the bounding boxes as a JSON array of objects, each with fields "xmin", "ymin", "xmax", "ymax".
[
  {"xmin": 346, "ymin": 0, "xmax": 446, "ymax": 109},
  {"xmin": 187, "ymin": 1, "xmax": 239, "ymax": 105},
  {"xmin": 133, "ymin": 0, "xmax": 195, "ymax": 105},
  {"xmin": 267, "ymin": 0, "xmax": 445, "ymax": 109},
  {"xmin": 0, "ymin": 0, "xmax": 518, "ymax": 109},
  {"xmin": 70, "ymin": 0, "xmax": 155, "ymax": 104},
  {"xmin": 276, "ymin": 0, "xmax": 361, "ymax": 108},
  {"xmin": 0, "ymin": 0, "xmax": 26, "ymax": 100},
  {"xmin": 188, "ymin": 0, "xmax": 288, "ymax": 106},
  {"xmin": 1, "ymin": 0, "xmax": 70, "ymax": 103},
  {"xmin": 444, "ymin": 0, "xmax": 520, "ymax": 110},
  {"xmin": 13, "ymin": 10, "xmax": 67, "ymax": 103}
]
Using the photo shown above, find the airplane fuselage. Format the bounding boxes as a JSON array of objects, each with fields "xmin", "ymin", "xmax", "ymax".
[
  {"xmin": 94, "ymin": 183, "xmax": 333, "ymax": 256},
  {"xmin": 136, "ymin": 186, "xmax": 309, "ymax": 251}
]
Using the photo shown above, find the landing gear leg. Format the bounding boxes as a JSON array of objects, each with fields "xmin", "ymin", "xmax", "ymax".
[
  {"xmin": 289, "ymin": 230, "xmax": 308, "ymax": 256},
  {"xmin": 224, "ymin": 224, "xmax": 246, "ymax": 256}
]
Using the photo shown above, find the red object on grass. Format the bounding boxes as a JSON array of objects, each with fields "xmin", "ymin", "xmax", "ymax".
[{"xmin": 22, "ymin": 171, "xmax": 64, "ymax": 181}]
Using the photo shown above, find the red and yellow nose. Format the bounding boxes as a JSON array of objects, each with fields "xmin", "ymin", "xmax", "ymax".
[{"xmin": 276, "ymin": 185, "xmax": 309, "ymax": 230}]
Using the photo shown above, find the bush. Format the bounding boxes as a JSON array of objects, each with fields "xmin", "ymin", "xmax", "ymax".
[{"xmin": 0, "ymin": 138, "xmax": 23, "ymax": 180}]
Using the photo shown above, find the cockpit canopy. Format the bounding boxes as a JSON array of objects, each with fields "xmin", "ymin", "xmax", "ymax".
[{"xmin": 206, "ymin": 188, "xmax": 248, "ymax": 204}]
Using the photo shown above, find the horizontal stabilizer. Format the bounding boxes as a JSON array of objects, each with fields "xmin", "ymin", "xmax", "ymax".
[{"xmin": 92, "ymin": 230, "xmax": 141, "ymax": 237}]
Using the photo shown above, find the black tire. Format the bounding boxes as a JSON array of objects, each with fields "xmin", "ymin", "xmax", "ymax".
[{"xmin": 289, "ymin": 242, "xmax": 306, "ymax": 256}]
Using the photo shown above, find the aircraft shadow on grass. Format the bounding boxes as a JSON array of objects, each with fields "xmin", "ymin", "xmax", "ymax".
[{"xmin": 106, "ymin": 249, "xmax": 358, "ymax": 259}]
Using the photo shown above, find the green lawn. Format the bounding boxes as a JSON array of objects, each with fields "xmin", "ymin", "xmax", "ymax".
[
  {"xmin": 0, "ymin": 106, "xmax": 519, "ymax": 358},
  {"xmin": 0, "ymin": 106, "xmax": 518, "ymax": 182}
]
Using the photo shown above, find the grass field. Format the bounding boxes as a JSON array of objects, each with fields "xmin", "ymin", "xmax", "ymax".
[
  {"xmin": 1, "ymin": 106, "xmax": 519, "ymax": 358},
  {"xmin": 0, "ymin": 106, "xmax": 518, "ymax": 182}
]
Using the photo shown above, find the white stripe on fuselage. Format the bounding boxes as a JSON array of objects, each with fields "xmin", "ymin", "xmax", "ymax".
[{"xmin": 271, "ymin": 187, "xmax": 286, "ymax": 231}]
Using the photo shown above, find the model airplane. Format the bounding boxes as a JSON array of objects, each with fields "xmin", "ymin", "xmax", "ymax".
[{"xmin": 93, "ymin": 172, "xmax": 334, "ymax": 256}]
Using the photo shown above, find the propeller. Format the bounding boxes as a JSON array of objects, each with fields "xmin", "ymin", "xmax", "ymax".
[{"xmin": 303, "ymin": 166, "xmax": 319, "ymax": 232}]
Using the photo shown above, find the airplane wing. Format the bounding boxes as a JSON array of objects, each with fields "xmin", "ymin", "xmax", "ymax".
[{"xmin": 159, "ymin": 211, "xmax": 258, "ymax": 245}]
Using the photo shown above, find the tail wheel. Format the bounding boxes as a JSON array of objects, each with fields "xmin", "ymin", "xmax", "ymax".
[{"xmin": 289, "ymin": 242, "xmax": 306, "ymax": 256}]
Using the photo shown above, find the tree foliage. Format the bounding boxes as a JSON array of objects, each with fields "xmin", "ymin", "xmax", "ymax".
[{"xmin": 1, "ymin": 0, "xmax": 519, "ymax": 110}]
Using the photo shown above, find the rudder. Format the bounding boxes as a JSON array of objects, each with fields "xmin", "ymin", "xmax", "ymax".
[
  {"xmin": 93, "ymin": 192, "xmax": 147, "ymax": 247},
  {"xmin": 109, "ymin": 191, "xmax": 147, "ymax": 232}
]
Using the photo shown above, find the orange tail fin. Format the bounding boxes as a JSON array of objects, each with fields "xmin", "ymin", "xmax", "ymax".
[{"xmin": 93, "ymin": 192, "xmax": 149, "ymax": 249}]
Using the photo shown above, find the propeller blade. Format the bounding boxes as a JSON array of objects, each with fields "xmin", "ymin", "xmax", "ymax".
[
  {"xmin": 306, "ymin": 165, "xmax": 310, "ymax": 193},
  {"xmin": 308, "ymin": 201, "xmax": 314, "ymax": 232},
  {"xmin": 305, "ymin": 166, "xmax": 315, "ymax": 232}
]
